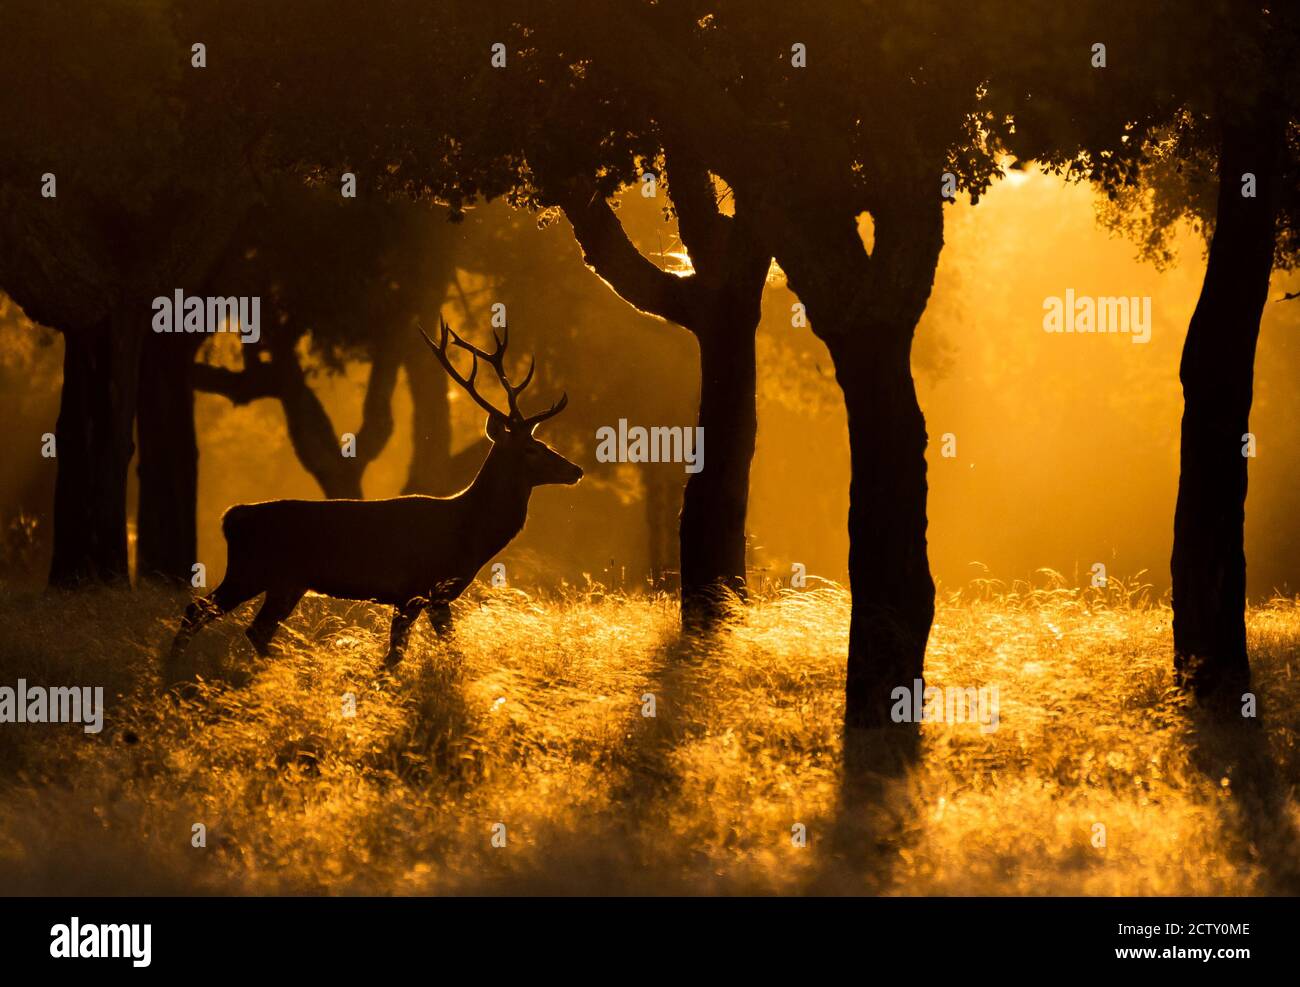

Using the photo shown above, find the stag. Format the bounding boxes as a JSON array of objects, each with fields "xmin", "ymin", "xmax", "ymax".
[{"xmin": 169, "ymin": 320, "xmax": 582, "ymax": 667}]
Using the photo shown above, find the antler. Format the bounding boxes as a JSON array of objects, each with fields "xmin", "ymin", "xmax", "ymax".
[
  {"xmin": 521, "ymin": 390, "xmax": 568, "ymax": 430},
  {"xmin": 418, "ymin": 319, "xmax": 568, "ymax": 430},
  {"xmin": 419, "ymin": 319, "xmax": 509, "ymax": 422}
]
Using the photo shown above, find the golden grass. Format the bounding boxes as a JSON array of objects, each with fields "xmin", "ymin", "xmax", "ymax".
[{"xmin": 0, "ymin": 575, "xmax": 1297, "ymax": 895}]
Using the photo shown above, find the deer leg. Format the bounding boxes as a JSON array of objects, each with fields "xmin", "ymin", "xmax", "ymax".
[
  {"xmin": 385, "ymin": 602, "xmax": 424, "ymax": 667},
  {"xmin": 169, "ymin": 579, "xmax": 260, "ymax": 660},
  {"xmin": 170, "ymin": 597, "xmax": 223, "ymax": 659},
  {"xmin": 245, "ymin": 589, "xmax": 305, "ymax": 657},
  {"xmin": 426, "ymin": 602, "xmax": 454, "ymax": 638}
]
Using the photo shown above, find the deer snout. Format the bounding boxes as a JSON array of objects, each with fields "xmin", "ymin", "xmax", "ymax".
[{"xmin": 565, "ymin": 463, "xmax": 584, "ymax": 485}]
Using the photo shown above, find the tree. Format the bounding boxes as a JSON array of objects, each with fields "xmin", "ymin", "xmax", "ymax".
[
  {"xmin": 544, "ymin": 153, "xmax": 770, "ymax": 625},
  {"xmin": 187, "ymin": 187, "xmax": 455, "ymax": 500},
  {"xmin": 546, "ymin": 1, "xmax": 998, "ymax": 726},
  {"xmin": 985, "ymin": 0, "xmax": 1300, "ymax": 705},
  {"xmin": 1171, "ymin": 100, "xmax": 1293, "ymax": 705},
  {"xmin": 0, "ymin": 1, "xmax": 257, "ymax": 585}
]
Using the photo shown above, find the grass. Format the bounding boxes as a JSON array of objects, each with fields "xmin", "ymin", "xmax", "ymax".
[{"xmin": 0, "ymin": 574, "xmax": 1297, "ymax": 895}]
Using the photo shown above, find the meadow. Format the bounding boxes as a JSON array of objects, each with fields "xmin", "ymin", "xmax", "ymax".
[{"xmin": 0, "ymin": 575, "xmax": 1297, "ymax": 896}]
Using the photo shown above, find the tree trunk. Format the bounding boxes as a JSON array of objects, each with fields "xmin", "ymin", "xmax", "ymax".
[
  {"xmin": 1171, "ymin": 110, "xmax": 1285, "ymax": 704},
  {"xmin": 679, "ymin": 313, "xmax": 759, "ymax": 626},
  {"xmin": 766, "ymin": 188, "xmax": 943, "ymax": 730},
  {"xmin": 553, "ymin": 163, "xmax": 768, "ymax": 629},
  {"xmin": 401, "ymin": 342, "xmax": 455, "ymax": 494},
  {"xmin": 49, "ymin": 315, "xmax": 143, "ymax": 587},
  {"xmin": 136, "ymin": 333, "xmax": 200, "ymax": 584},
  {"xmin": 273, "ymin": 331, "xmax": 398, "ymax": 500},
  {"xmin": 830, "ymin": 329, "xmax": 935, "ymax": 729}
]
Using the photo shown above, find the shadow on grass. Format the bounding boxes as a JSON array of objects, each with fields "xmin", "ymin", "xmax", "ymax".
[
  {"xmin": 462, "ymin": 618, "xmax": 719, "ymax": 894},
  {"xmin": 1187, "ymin": 700, "xmax": 1300, "ymax": 895},
  {"xmin": 801, "ymin": 722, "xmax": 922, "ymax": 894},
  {"xmin": 377, "ymin": 642, "xmax": 486, "ymax": 793},
  {"xmin": 593, "ymin": 627, "xmax": 711, "ymax": 885}
]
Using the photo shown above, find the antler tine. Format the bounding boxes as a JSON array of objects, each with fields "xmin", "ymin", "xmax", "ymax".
[
  {"xmin": 515, "ymin": 356, "xmax": 536, "ymax": 393},
  {"xmin": 495, "ymin": 355, "xmax": 538, "ymax": 422},
  {"xmin": 423, "ymin": 319, "xmax": 565, "ymax": 429},
  {"xmin": 447, "ymin": 319, "xmax": 540, "ymax": 423},
  {"xmin": 418, "ymin": 320, "xmax": 509, "ymax": 421},
  {"xmin": 445, "ymin": 320, "xmax": 494, "ymax": 361},
  {"xmin": 522, "ymin": 390, "xmax": 568, "ymax": 430}
]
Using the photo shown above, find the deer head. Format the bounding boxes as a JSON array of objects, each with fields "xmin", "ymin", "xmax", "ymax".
[{"xmin": 420, "ymin": 319, "xmax": 583, "ymax": 487}]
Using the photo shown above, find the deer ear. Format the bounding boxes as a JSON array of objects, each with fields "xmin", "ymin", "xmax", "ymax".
[{"xmin": 485, "ymin": 416, "xmax": 506, "ymax": 442}]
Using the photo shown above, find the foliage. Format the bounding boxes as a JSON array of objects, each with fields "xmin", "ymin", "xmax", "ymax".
[{"xmin": 983, "ymin": 0, "xmax": 1300, "ymax": 268}]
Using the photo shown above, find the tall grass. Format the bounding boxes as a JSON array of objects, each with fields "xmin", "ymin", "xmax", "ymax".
[{"xmin": 0, "ymin": 576, "xmax": 1296, "ymax": 895}]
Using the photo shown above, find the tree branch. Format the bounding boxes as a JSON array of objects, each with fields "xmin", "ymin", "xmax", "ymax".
[
  {"xmin": 664, "ymin": 146, "xmax": 732, "ymax": 281},
  {"xmin": 191, "ymin": 361, "xmax": 280, "ymax": 404},
  {"xmin": 353, "ymin": 334, "xmax": 400, "ymax": 464},
  {"xmin": 195, "ymin": 328, "xmax": 401, "ymax": 499},
  {"xmin": 553, "ymin": 178, "xmax": 696, "ymax": 327}
]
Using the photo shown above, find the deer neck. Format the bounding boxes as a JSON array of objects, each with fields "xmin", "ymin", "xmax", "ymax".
[{"xmin": 459, "ymin": 446, "xmax": 534, "ymax": 557}]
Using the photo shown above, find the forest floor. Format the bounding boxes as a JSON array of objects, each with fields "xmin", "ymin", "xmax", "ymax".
[{"xmin": 0, "ymin": 576, "xmax": 1298, "ymax": 895}]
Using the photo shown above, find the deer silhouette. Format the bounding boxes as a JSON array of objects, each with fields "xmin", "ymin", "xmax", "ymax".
[{"xmin": 168, "ymin": 319, "xmax": 582, "ymax": 668}]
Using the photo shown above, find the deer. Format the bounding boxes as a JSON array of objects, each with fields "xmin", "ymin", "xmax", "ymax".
[{"xmin": 168, "ymin": 319, "xmax": 582, "ymax": 669}]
